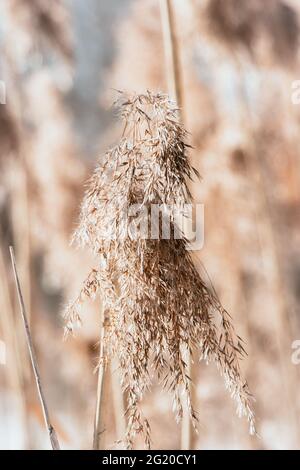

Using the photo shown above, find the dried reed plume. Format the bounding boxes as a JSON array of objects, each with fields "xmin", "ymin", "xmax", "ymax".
[{"xmin": 64, "ymin": 91, "xmax": 255, "ymax": 448}]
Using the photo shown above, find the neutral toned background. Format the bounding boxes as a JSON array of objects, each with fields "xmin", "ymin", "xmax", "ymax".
[{"xmin": 0, "ymin": 0, "xmax": 300, "ymax": 449}]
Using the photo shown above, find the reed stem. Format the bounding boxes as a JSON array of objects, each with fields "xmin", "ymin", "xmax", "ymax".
[
  {"xmin": 111, "ymin": 359, "xmax": 126, "ymax": 442},
  {"xmin": 159, "ymin": 0, "xmax": 193, "ymax": 450},
  {"xmin": 9, "ymin": 246, "xmax": 60, "ymax": 450},
  {"xmin": 93, "ymin": 309, "xmax": 107, "ymax": 450},
  {"xmin": 159, "ymin": 0, "xmax": 183, "ymax": 108}
]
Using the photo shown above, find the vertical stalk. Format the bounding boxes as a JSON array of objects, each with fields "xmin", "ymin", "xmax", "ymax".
[
  {"xmin": 111, "ymin": 359, "xmax": 126, "ymax": 442},
  {"xmin": 9, "ymin": 246, "xmax": 60, "ymax": 450},
  {"xmin": 159, "ymin": 0, "xmax": 183, "ymax": 108},
  {"xmin": 180, "ymin": 357, "xmax": 192, "ymax": 450},
  {"xmin": 0, "ymin": 245, "xmax": 28, "ymax": 448},
  {"xmin": 159, "ymin": 0, "xmax": 194, "ymax": 450},
  {"xmin": 93, "ymin": 309, "xmax": 107, "ymax": 449}
]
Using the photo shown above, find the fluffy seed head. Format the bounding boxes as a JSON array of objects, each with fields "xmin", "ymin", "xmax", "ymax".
[{"xmin": 64, "ymin": 91, "xmax": 256, "ymax": 448}]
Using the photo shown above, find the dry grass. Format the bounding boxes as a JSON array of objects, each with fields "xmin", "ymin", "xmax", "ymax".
[{"xmin": 64, "ymin": 91, "xmax": 255, "ymax": 448}]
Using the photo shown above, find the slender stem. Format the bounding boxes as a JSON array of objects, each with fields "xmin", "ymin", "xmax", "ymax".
[
  {"xmin": 0, "ymin": 245, "xmax": 29, "ymax": 448},
  {"xmin": 9, "ymin": 246, "xmax": 60, "ymax": 450},
  {"xmin": 93, "ymin": 309, "xmax": 107, "ymax": 450},
  {"xmin": 180, "ymin": 358, "xmax": 192, "ymax": 450},
  {"xmin": 111, "ymin": 359, "xmax": 126, "ymax": 441},
  {"xmin": 160, "ymin": 0, "xmax": 193, "ymax": 450},
  {"xmin": 159, "ymin": 0, "xmax": 183, "ymax": 108}
]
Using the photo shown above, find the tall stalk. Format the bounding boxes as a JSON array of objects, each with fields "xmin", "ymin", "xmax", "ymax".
[
  {"xmin": 9, "ymin": 246, "xmax": 60, "ymax": 450},
  {"xmin": 159, "ymin": 0, "xmax": 193, "ymax": 450},
  {"xmin": 0, "ymin": 245, "xmax": 29, "ymax": 448},
  {"xmin": 93, "ymin": 309, "xmax": 108, "ymax": 450},
  {"xmin": 160, "ymin": 0, "xmax": 183, "ymax": 109},
  {"xmin": 111, "ymin": 359, "xmax": 126, "ymax": 442}
]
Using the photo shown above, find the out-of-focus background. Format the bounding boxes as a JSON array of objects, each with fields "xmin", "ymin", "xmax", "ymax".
[{"xmin": 0, "ymin": 0, "xmax": 300, "ymax": 450}]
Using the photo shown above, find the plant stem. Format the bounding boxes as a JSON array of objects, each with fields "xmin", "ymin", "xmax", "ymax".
[
  {"xmin": 9, "ymin": 246, "xmax": 60, "ymax": 450},
  {"xmin": 160, "ymin": 0, "xmax": 194, "ymax": 450},
  {"xmin": 111, "ymin": 359, "xmax": 126, "ymax": 441},
  {"xmin": 93, "ymin": 309, "xmax": 107, "ymax": 449},
  {"xmin": 180, "ymin": 357, "xmax": 192, "ymax": 450},
  {"xmin": 159, "ymin": 0, "xmax": 183, "ymax": 108},
  {"xmin": 0, "ymin": 244, "xmax": 29, "ymax": 448}
]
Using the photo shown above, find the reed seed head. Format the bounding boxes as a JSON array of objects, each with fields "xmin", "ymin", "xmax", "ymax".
[{"xmin": 64, "ymin": 91, "xmax": 256, "ymax": 448}]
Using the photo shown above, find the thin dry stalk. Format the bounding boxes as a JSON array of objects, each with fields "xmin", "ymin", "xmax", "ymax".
[
  {"xmin": 9, "ymin": 246, "xmax": 60, "ymax": 451},
  {"xmin": 0, "ymin": 245, "xmax": 29, "ymax": 447},
  {"xmin": 180, "ymin": 358, "xmax": 192, "ymax": 450},
  {"xmin": 93, "ymin": 309, "xmax": 107, "ymax": 450},
  {"xmin": 94, "ymin": 307, "xmax": 126, "ymax": 448},
  {"xmin": 111, "ymin": 359, "xmax": 127, "ymax": 442},
  {"xmin": 159, "ymin": 0, "xmax": 183, "ymax": 108},
  {"xmin": 159, "ymin": 0, "xmax": 193, "ymax": 449}
]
